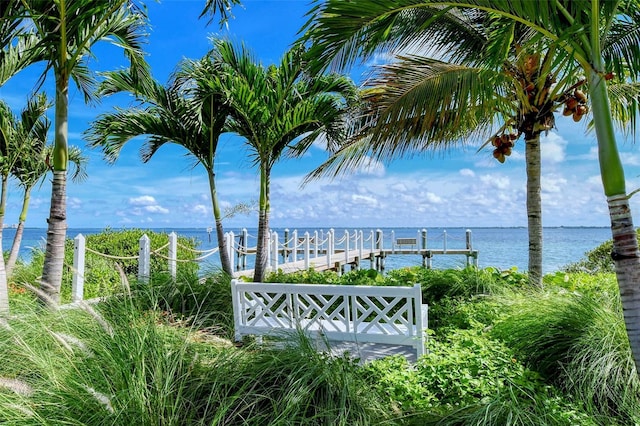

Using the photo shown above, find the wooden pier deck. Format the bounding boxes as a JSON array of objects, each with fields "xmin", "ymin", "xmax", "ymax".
[{"xmin": 234, "ymin": 247, "xmax": 478, "ymax": 278}]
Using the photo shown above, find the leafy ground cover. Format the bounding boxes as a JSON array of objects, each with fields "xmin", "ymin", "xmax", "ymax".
[{"xmin": 0, "ymin": 230, "xmax": 637, "ymax": 424}]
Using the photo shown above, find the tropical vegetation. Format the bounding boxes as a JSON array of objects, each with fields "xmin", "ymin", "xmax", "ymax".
[
  {"xmin": 1, "ymin": 0, "xmax": 150, "ymax": 304},
  {"xmin": 300, "ymin": 5, "xmax": 601, "ymax": 289},
  {"xmin": 201, "ymin": 38, "xmax": 358, "ymax": 282},
  {"xmin": 0, "ymin": 1, "xmax": 639, "ymax": 424},
  {"xmin": 85, "ymin": 63, "xmax": 237, "ymax": 276},
  {"xmin": 0, "ymin": 233, "xmax": 638, "ymax": 424},
  {"xmin": 302, "ymin": 0, "xmax": 640, "ymax": 374}
]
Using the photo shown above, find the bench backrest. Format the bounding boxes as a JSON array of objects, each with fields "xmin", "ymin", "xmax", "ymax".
[{"xmin": 231, "ymin": 280, "xmax": 427, "ymax": 357}]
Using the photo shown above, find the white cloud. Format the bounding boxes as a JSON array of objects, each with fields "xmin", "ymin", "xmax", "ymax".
[
  {"xmin": 351, "ymin": 194, "xmax": 379, "ymax": 207},
  {"xmin": 144, "ymin": 205, "xmax": 169, "ymax": 214},
  {"xmin": 541, "ymin": 133, "xmax": 568, "ymax": 164},
  {"xmin": 67, "ymin": 197, "xmax": 82, "ymax": 209},
  {"xmin": 129, "ymin": 195, "xmax": 157, "ymax": 206},
  {"xmin": 480, "ymin": 173, "xmax": 510, "ymax": 190},
  {"xmin": 193, "ymin": 204, "xmax": 208, "ymax": 215},
  {"xmin": 459, "ymin": 168, "xmax": 475, "ymax": 177},
  {"xmin": 425, "ymin": 192, "xmax": 443, "ymax": 204},
  {"xmin": 541, "ymin": 174, "xmax": 567, "ymax": 194}
]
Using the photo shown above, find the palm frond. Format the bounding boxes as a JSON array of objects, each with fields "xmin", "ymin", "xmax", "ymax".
[
  {"xmin": 608, "ymin": 81, "xmax": 640, "ymax": 139},
  {"xmin": 199, "ymin": 0, "xmax": 242, "ymax": 27}
]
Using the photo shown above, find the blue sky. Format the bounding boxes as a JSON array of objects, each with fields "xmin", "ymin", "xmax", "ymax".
[{"xmin": 0, "ymin": 0, "xmax": 639, "ymax": 230}]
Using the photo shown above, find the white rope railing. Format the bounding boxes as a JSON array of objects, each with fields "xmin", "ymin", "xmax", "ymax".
[{"xmin": 71, "ymin": 231, "xmax": 226, "ymax": 302}]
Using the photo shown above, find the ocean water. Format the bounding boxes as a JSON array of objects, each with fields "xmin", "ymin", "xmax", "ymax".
[{"xmin": 5, "ymin": 226, "xmax": 612, "ymax": 274}]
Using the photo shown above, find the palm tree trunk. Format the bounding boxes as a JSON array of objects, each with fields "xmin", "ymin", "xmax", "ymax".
[
  {"xmin": 589, "ymin": 69, "xmax": 640, "ymax": 373},
  {"xmin": 207, "ymin": 169, "xmax": 232, "ymax": 275},
  {"xmin": 41, "ymin": 171, "xmax": 67, "ymax": 303},
  {"xmin": 0, "ymin": 176, "xmax": 9, "ymax": 315},
  {"xmin": 525, "ymin": 134, "xmax": 543, "ymax": 287},
  {"xmin": 7, "ymin": 186, "xmax": 30, "ymax": 276},
  {"xmin": 41, "ymin": 76, "xmax": 69, "ymax": 304},
  {"xmin": 253, "ymin": 165, "xmax": 270, "ymax": 282}
]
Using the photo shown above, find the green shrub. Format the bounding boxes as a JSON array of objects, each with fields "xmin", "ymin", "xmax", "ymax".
[
  {"xmin": 430, "ymin": 384, "xmax": 601, "ymax": 426},
  {"xmin": 385, "ymin": 266, "xmax": 526, "ymax": 305},
  {"xmin": 265, "ymin": 267, "xmax": 341, "ymax": 284},
  {"xmin": 543, "ymin": 271, "xmax": 618, "ymax": 297},
  {"xmin": 428, "ymin": 296, "xmax": 503, "ymax": 334}
]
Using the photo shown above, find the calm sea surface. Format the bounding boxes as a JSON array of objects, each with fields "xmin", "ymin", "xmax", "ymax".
[{"xmin": 6, "ymin": 226, "xmax": 612, "ymax": 274}]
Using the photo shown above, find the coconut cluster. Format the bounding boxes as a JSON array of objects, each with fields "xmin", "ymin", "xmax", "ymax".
[
  {"xmin": 562, "ymin": 89, "xmax": 589, "ymax": 122},
  {"xmin": 492, "ymin": 133, "xmax": 518, "ymax": 163}
]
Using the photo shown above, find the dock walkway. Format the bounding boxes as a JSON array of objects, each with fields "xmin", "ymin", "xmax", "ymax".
[{"xmin": 230, "ymin": 228, "xmax": 478, "ymax": 278}]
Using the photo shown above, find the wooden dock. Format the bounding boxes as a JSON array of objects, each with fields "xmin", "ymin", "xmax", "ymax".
[{"xmin": 230, "ymin": 228, "xmax": 479, "ymax": 278}]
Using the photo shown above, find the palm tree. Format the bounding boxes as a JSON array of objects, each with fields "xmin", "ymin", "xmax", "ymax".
[
  {"xmin": 8, "ymin": 145, "xmax": 87, "ymax": 276},
  {"xmin": 302, "ymin": 5, "xmax": 599, "ymax": 287},
  {"xmin": 303, "ymin": 0, "xmax": 640, "ymax": 372},
  {"xmin": 3, "ymin": 0, "xmax": 149, "ymax": 304},
  {"xmin": 0, "ymin": 94, "xmax": 48, "ymax": 313},
  {"xmin": 207, "ymin": 39, "xmax": 357, "ymax": 282},
  {"xmin": 85, "ymin": 66, "xmax": 236, "ymax": 276}
]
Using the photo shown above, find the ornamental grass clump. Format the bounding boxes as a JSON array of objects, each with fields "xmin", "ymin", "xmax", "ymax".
[
  {"xmin": 492, "ymin": 284, "xmax": 640, "ymax": 424},
  {"xmin": 0, "ymin": 277, "xmax": 387, "ymax": 425}
]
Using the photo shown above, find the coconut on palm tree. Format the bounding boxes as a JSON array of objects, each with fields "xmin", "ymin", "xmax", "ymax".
[
  {"xmin": 303, "ymin": 0, "xmax": 640, "ymax": 372},
  {"xmin": 86, "ymin": 65, "xmax": 236, "ymax": 276},
  {"xmin": 3, "ymin": 0, "xmax": 149, "ymax": 304},
  {"xmin": 206, "ymin": 39, "xmax": 358, "ymax": 282}
]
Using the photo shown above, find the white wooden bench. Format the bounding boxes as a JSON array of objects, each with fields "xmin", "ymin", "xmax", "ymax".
[{"xmin": 231, "ymin": 280, "xmax": 428, "ymax": 358}]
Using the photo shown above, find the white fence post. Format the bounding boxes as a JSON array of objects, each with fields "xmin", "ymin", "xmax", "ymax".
[
  {"xmin": 272, "ymin": 231, "xmax": 279, "ymax": 271},
  {"xmin": 376, "ymin": 229, "xmax": 384, "ymax": 271},
  {"xmin": 370, "ymin": 230, "xmax": 375, "ymax": 269},
  {"xmin": 284, "ymin": 228, "xmax": 290, "ymax": 263},
  {"xmin": 242, "ymin": 228, "xmax": 249, "ymax": 269},
  {"xmin": 72, "ymin": 234, "xmax": 85, "ymax": 302},
  {"xmin": 314, "ymin": 230, "xmax": 319, "ymax": 258},
  {"xmin": 304, "ymin": 232, "xmax": 310, "ymax": 270},
  {"xmin": 376, "ymin": 229, "xmax": 384, "ymax": 251},
  {"xmin": 327, "ymin": 230, "xmax": 333, "ymax": 266},
  {"xmin": 227, "ymin": 231, "xmax": 235, "ymax": 271},
  {"xmin": 421, "ymin": 229, "xmax": 427, "ymax": 250},
  {"xmin": 168, "ymin": 232, "xmax": 177, "ymax": 280},
  {"xmin": 344, "ymin": 230, "xmax": 349, "ymax": 265},
  {"xmin": 138, "ymin": 234, "xmax": 150, "ymax": 283},
  {"xmin": 292, "ymin": 230, "xmax": 298, "ymax": 262},
  {"xmin": 391, "ymin": 230, "xmax": 396, "ymax": 254},
  {"xmin": 443, "ymin": 230, "xmax": 447, "ymax": 252}
]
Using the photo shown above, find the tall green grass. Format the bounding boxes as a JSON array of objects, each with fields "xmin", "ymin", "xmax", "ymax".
[
  {"xmin": 492, "ymin": 280, "xmax": 640, "ymax": 424},
  {"xmin": 0, "ymin": 280, "xmax": 387, "ymax": 425}
]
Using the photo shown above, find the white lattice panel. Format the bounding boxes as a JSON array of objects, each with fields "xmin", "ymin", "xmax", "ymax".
[{"xmin": 231, "ymin": 280, "xmax": 428, "ymax": 357}]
